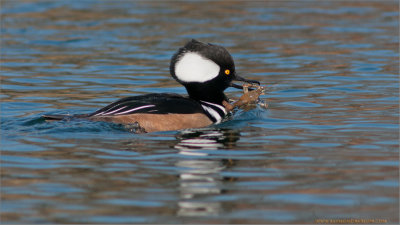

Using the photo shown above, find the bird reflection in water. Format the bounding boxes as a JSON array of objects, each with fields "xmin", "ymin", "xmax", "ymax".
[{"xmin": 174, "ymin": 128, "xmax": 239, "ymax": 217}]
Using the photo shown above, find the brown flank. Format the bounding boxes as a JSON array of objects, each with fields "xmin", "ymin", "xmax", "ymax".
[{"xmin": 89, "ymin": 113, "xmax": 213, "ymax": 133}]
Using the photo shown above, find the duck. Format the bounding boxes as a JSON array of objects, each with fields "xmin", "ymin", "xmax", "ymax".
[{"xmin": 43, "ymin": 39, "xmax": 260, "ymax": 133}]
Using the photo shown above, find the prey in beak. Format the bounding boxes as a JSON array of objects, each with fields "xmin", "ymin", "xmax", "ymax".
[
  {"xmin": 222, "ymin": 72, "xmax": 267, "ymax": 112},
  {"xmin": 230, "ymin": 73, "xmax": 260, "ymax": 90}
]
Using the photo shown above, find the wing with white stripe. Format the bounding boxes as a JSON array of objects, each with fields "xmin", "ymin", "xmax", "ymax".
[{"xmin": 89, "ymin": 93, "xmax": 205, "ymax": 117}]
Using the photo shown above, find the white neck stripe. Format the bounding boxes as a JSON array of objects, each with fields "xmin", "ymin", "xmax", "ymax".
[
  {"xmin": 200, "ymin": 100, "xmax": 226, "ymax": 114},
  {"xmin": 201, "ymin": 105, "xmax": 222, "ymax": 123}
]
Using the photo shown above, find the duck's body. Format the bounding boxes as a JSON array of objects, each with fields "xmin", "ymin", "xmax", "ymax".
[
  {"xmin": 43, "ymin": 39, "xmax": 259, "ymax": 133},
  {"xmin": 44, "ymin": 93, "xmax": 222, "ymax": 132}
]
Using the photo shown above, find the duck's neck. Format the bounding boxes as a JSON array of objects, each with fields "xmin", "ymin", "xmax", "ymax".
[{"xmin": 185, "ymin": 85, "xmax": 227, "ymax": 105}]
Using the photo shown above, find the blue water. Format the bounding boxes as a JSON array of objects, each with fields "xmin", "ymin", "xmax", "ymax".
[{"xmin": 1, "ymin": 1, "xmax": 399, "ymax": 223}]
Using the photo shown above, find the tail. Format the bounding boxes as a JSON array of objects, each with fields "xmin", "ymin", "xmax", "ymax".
[{"xmin": 42, "ymin": 114, "xmax": 89, "ymax": 121}]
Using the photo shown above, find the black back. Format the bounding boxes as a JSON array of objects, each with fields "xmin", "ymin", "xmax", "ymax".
[{"xmin": 89, "ymin": 93, "xmax": 205, "ymax": 116}]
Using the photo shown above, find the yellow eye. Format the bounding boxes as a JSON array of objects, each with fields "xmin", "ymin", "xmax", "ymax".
[{"xmin": 225, "ymin": 69, "xmax": 230, "ymax": 75}]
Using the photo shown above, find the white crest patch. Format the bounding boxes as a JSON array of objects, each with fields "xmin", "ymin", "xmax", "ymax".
[{"xmin": 175, "ymin": 52, "xmax": 220, "ymax": 83}]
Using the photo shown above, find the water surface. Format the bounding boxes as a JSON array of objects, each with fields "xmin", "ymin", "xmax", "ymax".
[{"xmin": 1, "ymin": 1, "xmax": 399, "ymax": 223}]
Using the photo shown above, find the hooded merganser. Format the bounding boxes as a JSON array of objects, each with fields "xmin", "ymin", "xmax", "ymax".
[{"xmin": 43, "ymin": 39, "xmax": 260, "ymax": 133}]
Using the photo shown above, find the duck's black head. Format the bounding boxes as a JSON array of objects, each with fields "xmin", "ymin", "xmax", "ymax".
[{"xmin": 170, "ymin": 39, "xmax": 259, "ymax": 104}]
